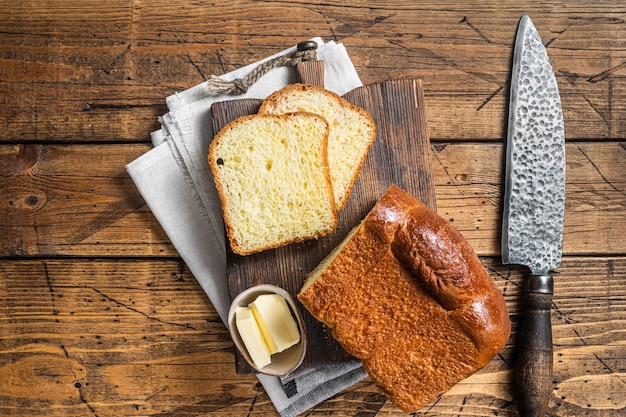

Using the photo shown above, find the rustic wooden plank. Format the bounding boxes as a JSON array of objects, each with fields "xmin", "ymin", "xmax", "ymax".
[
  {"xmin": 0, "ymin": 1, "xmax": 623, "ymax": 416},
  {"xmin": 0, "ymin": 256, "xmax": 623, "ymax": 416},
  {"xmin": 0, "ymin": 1, "xmax": 623, "ymax": 142},
  {"xmin": 0, "ymin": 144, "xmax": 176, "ymax": 257},
  {"xmin": 349, "ymin": 10, "xmax": 626, "ymax": 140},
  {"xmin": 2, "ymin": 142, "xmax": 624, "ymax": 257},
  {"xmin": 0, "ymin": 259, "xmax": 259, "ymax": 416}
]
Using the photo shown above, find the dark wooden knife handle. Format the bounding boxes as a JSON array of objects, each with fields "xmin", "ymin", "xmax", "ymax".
[{"xmin": 515, "ymin": 273, "xmax": 554, "ymax": 417}]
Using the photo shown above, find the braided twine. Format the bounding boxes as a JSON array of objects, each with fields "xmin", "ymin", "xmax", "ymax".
[{"xmin": 207, "ymin": 48, "xmax": 317, "ymax": 95}]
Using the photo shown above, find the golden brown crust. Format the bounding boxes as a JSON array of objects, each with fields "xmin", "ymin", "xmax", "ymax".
[
  {"xmin": 259, "ymin": 83, "xmax": 374, "ymax": 123},
  {"xmin": 298, "ymin": 184, "xmax": 511, "ymax": 412}
]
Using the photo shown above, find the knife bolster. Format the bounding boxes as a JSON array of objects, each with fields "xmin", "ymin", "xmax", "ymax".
[{"xmin": 526, "ymin": 274, "xmax": 553, "ymax": 294}]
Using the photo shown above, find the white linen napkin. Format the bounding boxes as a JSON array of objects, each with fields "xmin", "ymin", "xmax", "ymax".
[{"xmin": 126, "ymin": 38, "xmax": 367, "ymax": 417}]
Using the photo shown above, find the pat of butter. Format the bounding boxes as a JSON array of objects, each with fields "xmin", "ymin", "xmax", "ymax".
[
  {"xmin": 249, "ymin": 294, "xmax": 300, "ymax": 354},
  {"xmin": 235, "ymin": 306, "xmax": 271, "ymax": 369}
]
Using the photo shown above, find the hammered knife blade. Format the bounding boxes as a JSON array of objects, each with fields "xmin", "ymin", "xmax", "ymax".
[{"xmin": 502, "ymin": 14, "xmax": 566, "ymax": 417}]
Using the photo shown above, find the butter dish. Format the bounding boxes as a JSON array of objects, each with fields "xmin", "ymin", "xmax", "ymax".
[{"xmin": 228, "ymin": 284, "xmax": 307, "ymax": 376}]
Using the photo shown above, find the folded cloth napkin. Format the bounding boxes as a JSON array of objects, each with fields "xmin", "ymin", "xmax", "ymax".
[{"xmin": 126, "ymin": 38, "xmax": 367, "ymax": 417}]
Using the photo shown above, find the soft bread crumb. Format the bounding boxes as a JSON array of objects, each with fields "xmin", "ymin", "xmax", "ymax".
[
  {"xmin": 209, "ymin": 112, "xmax": 337, "ymax": 255},
  {"xmin": 259, "ymin": 84, "xmax": 376, "ymax": 211}
]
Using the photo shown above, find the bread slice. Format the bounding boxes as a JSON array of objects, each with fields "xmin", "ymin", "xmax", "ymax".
[
  {"xmin": 298, "ymin": 185, "xmax": 511, "ymax": 412},
  {"xmin": 208, "ymin": 112, "xmax": 337, "ymax": 256},
  {"xmin": 258, "ymin": 83, "xmax": 376, "ymax": 211}
]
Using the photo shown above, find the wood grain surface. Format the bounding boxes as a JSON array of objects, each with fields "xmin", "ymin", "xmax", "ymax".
[{"xmin": 1, "ymin": 1, "xmax": 625, "ymax": 416}]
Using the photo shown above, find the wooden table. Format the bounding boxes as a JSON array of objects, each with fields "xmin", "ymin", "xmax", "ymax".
[{"xmin": 1, "ymin": 1, "xmax": 624, "ymax": 416}]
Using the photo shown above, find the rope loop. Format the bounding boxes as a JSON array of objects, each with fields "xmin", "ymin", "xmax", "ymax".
[{"xmin": 207, "ymin": 41, "xmax": 318, "ymax": 95}]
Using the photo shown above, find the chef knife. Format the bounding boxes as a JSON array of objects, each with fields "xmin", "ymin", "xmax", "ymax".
[{"xmin": 502, "ymin": 15, "xmax": 566, "ymax": 417}]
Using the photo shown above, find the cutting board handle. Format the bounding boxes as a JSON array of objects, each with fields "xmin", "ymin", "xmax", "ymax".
[{"xmin": 295, "ymin": 60, "xmax": 325, "ymax": 87}]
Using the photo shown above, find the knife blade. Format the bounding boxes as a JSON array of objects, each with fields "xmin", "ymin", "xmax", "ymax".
[{"xmin": 502, "ymin": 14, "xmax": 566, "ymax": 417}]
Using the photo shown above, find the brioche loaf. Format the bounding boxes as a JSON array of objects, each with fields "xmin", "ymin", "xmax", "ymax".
[
  {"xmin": 259, "ymin": 83, "xmax": 376, "ymax": 211},
  {"xmin": 208, "ymin": 112, "xmax": 337, "ymax": 256},
  {"xmin": 298, "ymin": 185, "xmax": 511, "ymax": 412}
]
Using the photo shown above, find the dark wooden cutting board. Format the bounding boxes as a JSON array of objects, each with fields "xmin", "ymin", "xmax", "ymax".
[{"xmin": 211, "ymin": 61, "xmax": 436, "ymax": 374}]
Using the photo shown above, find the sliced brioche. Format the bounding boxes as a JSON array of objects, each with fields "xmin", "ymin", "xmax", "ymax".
[
  {"xmin": 208, "ymin": 112, "xmax": 337, "ymax": 256},
  {"xmin": 259, "ymin": 83, "xmax": 376, "ymax": 211},
  {"xmin": 298, "ymin": 185, "xmax": 511, "ymax": 412}
]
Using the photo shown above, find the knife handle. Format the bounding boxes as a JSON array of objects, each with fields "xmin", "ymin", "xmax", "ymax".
[{"xmin": 516, "ymin": 273, "xmax": 554, "ymax": 417}]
